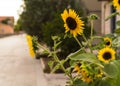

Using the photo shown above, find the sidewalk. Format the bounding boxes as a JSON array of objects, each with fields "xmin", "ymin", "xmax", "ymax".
[
  {"xmin": 0, "ymin": 34, "xmax": 66, "ymax": 86},
  {"xmin": 0, "ymin": 34, "xmax": 48, "ymax": 86}
]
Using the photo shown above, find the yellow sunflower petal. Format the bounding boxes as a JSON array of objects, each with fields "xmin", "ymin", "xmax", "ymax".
[
  {"xmin": 69, "ymin": 9, "xmax": 77, "ymax": 18},
  {"xmin": 73, "ymin": 65, "xmax": 80, "ymax": 73},
  {"xmin": 26, "ymin": 35, "xmax": 35, "ymax": 58},
  {"xmin": 98, "ymin": 47, "xmax": 115, "ymax": 63},
  {"xmin": 104, "ymin": 37, "xmax": 112, "ymax": 47},
  {"xmin": 113, "ymin": 0, "xmax": 120, "ymax": 10},
  {"xmin": 61, "ymin": 9, "xmax": 84, "ymax": 37},
  {"xmin": 61, "ymin": 9, "xmax": 68, "ymax": 22}
]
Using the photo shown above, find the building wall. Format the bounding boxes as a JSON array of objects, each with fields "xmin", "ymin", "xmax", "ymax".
[
  {"xmin": 0, "ymin": 16, "xmax": 14, "ymax": 34},
  {"xmin": 82, "ymin": 0, "xmax": 102, "ymax": 35},
  {"xmin": 101, "ymin": 1, "xmax": 112, "ymax": 34},
  {"xmin": 0, "ymin": 23, "xmax": 14, "ymax": 34}
]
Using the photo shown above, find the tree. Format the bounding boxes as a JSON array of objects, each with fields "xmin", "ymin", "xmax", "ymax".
[{"xmin": 16, "ymin": 0, "xmax": 90, "ymax": 56}]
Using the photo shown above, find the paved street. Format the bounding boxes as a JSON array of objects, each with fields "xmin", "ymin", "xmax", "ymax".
[{"xmin": 0, "ymin": 34, "xmax": 48, "ymax": 86}]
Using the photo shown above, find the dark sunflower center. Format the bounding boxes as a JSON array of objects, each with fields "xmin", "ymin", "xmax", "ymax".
[
  {"xmin": 77, "ymin": 63, "xmax": 81, "ymax": 67},
  {"xmin": 118, "ymin": 0, "xmax": 120, "ymax": 4},
  {"xmin": 66, "ymin": 17, "xmax": 77, "ymax": 30},
  {"xmin": 106, "ymin": 41, "xmax": 110, "ymax": 46},
  {"xmin": 103, "ymin": 52, "xmax": 111, "ymax": 60}
]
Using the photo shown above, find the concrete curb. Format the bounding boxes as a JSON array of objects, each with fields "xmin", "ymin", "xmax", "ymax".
[{"xmin": 40, "ymin": 58, "xmax": 67, "ymax": 86}]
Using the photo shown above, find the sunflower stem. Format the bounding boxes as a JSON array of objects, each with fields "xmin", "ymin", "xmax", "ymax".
[
  {"xmin": 38, "ymin": 43, "xmax": 50, "ymax": 54},
  {"xmin": 90, "ymin": 20, "xmax": 94, "ymax": 52},
  {"xmin": 82, "ymin": 34, "xmax": 88, "ymax": 43},
  {"xmin": 57, "ymin": 57, "xmax": 74, "ymax": 85},
  {"xmin": 90, "ymin": 20, "xmax": 93, "ymax": 39},
  {"xmin": 52, "ymin": 42, "xmax": 74, "ymax": 85},
  {"xmin": 82, "ymin": 34, "xmax": 93, "ymax": 53},
  {"xmin": 74, "ymin": 37, "xmax": 83, "ymax": 48}
]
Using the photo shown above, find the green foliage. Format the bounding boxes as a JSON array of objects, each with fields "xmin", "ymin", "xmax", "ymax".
[
  {"xmin": 89, "ymin": 14, "xmax": 99, "ymax": 20},
  {"xmin": 30, "ymin": 12, "xmax": 120, "ymax": 86},
  {"xmin": 51, "ymin": 62, "xmax": 60, "ymax": 73},
  {"xmin": 105, "ymin": 12, "xmax": 120, "ymax": 21},
  {"xmin": 27, "ymin": 1, "xmax": 120, "ymax": 86},
  {"xmin": 48, "ymin": 60, "xmax": 54, "ymax": 71},
  {"xmin": 14, "ymin": 19, "xmax": 22, "ymax": 32},
  {"xmin": 115, "ymin": 20, "xmax": 120, "ymax": 36},
  {"xmin": 68, "ymin": 49, "xmax": 104, "ymax": 69},
  {"xmin": 103, "ymin": 60, "xmax": 120, "ymax": 86},
  {"xmin": 16, "ymin": 0, "xmax": 90, "ymax": 57},
  {"xmin": 41, "ymin": 0, "xmax": 90, "ymax": 56},
  {"xmin": 32, "ymin": 36, "xmax": 39, "ymax": 52},
  {"xmin": 67, "ymin": 47, "xmax": 120, "ymax": 86},
  {"xmin": 73, "ymin": 79, "xmax": 89, "ymax": 86},
  {"xmin": 69, "ymin": 53, "xmax": 99, "ymax": 63},
  {"xmin": 116, "ymin": 20, "xmax": 120, "ymax": 26},
  {"xmin": 112, "ymin": 36, "xmax": 120, "ymax": 47}
]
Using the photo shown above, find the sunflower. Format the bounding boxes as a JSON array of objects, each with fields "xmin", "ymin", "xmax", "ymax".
[
  {"xmin": 113, "ymin": 0, "xmax": 120, "ymax": 10},
  {"xmin": 73, "ymin": 63, "xmax": 81, "ymax": 74},
  {"xmin": 26, "ymin": 35, "xmax": 35, "ymax": 57},
  {"xmin": 104, "ymin": 37, "xmax": 112, "ymax": 47},
  {"xmin": 61, "ymin": 9, "xmax": 84, "ymax": 37},
  {"xmin": 81, "ymin": 76, "xmax": 93, "ymax": 83},
  {"xmin": 73, "ymin": 63, "xmax": 93, "ymax": 83},
  {"xmin": 95, "ymin": 72, "xmax": 103, "ymax": 78},
  {"xmin": 95, "ymin": 69, "xmax": 104, "ymax": 78},
  {"xmin": 98, "ymin": 47, "xmax": 116, "ymax": 63},
  {"xmin": 81, "ymin": 69, "xmax": 93, "ymax": 83}
]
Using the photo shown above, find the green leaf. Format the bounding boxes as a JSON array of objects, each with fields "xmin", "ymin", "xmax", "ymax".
[
  {"xmin": 97, "ymin": 80, "xmax": 111, "ymax": 86},
  {"xmin": 112, "ymin": 36, "xmax": 120, "ymax": 47},
  {"xmin": 51, "ymin": 36, "xmax": 60, "ymax": 41},
  {"xmin": 105, "ymin": 12, "xmax": 120, "ymax": 21},
  {"xmin": 92, "ymin": 41, "xmax": 104, "ymax": 50},
  {"xmin": 67, "ymin": 48, "xmax": 85, "ymax": 59},
  {"xmin": 112, "ymin": 60, "xmax": 120, "ymax": 86},
  {"xmin": 92, "ymin": 36, "xmax": 102, "ymax": 39},
  {"xmin": 65, "ymin": 67, "xmax": 73, "ymax": 74},
  {"xmin": 89, "ymin": 14, "xmax": 99, "ymax": 20},
  {"xmin": 68, "ymin": 52, "xmax": 104, "ymax": 68},
  {"xmin": 104, "ymin": 62, "xmax": 118, "ymax": 78},
  {"xmin": 32, "ymin": 36, "xmax": 39, "ymax": 51},
  {"xmin": 115, "ymin": 28, "xmax": 120, "ymax": 35},
  {"xmin": 69, "ymin": 60, "xmax": 78, "ymax": 67},
  {"xmin": 104, "ymin": 60, "xmax": 120, "ymax": 86},
  {"xmin": 73, "ymin": 79, "xmax": 89, "ymax": 86},
  {"xmin": 69, "ymin": 53, "xmax": 97, "ymax": 62},
  {"xmin": 51, "ymin": 63, "xmax": 60, "ymax": 73},
  {"xmin": 116, "ymin": 20, "xmax": 120, "ymax": 26},
  {"xmin": 54, "ymin": 41, "xmax": 62, "ymax": 49},
  {"xmin": 48, "ymin": 61, "xmax": 54, "ymax": 71}
]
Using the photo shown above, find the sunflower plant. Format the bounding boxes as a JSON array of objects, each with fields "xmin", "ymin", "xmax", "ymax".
[
  {"xmin": 26, "ymin": 35, "xmax": 39, "ymax": 57},
  {"xmin": 26, "ymin": 1, "xmax": 120, "ymax": 86}
]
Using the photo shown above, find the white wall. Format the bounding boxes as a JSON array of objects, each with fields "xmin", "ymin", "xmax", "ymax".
[{"xmin": 82, "ymin": 0, "xmax": 102, "ymax": 35}]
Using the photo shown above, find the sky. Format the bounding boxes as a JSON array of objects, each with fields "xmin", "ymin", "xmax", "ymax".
[{"xmin": 0, "ymin": 0, "xmax": 23, "ymax": 22}]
